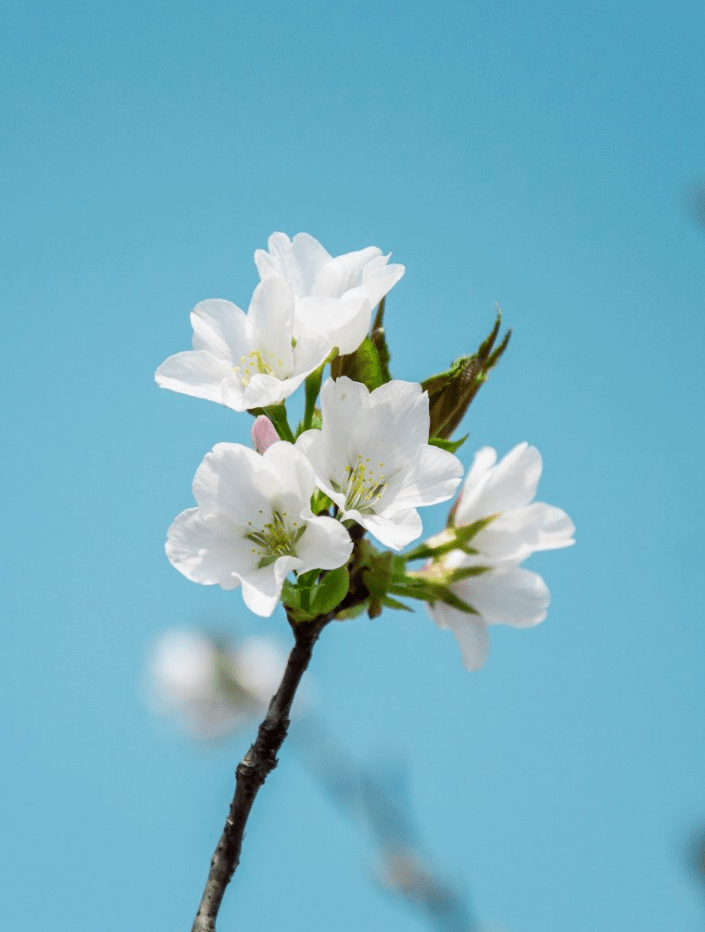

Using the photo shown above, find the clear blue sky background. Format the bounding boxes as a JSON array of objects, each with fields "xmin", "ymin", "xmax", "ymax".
[{"xmin": 3, "ymin": 1, "xmax": 705, "ymax": 930}]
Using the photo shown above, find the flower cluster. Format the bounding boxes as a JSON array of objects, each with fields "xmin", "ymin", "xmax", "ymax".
[{"xmin": 157, "ymin": 231, "xmax": 574, "ymax": 670}]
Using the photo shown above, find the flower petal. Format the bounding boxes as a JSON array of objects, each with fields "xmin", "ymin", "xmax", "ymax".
[
  {"xmin": 427, "ymin": 601, "xmax": 491, "ymax": 671},
  {"xmin": 456, "ymin": 565, "xmax": 551, "ymax": 629},
  {"xmin": 476, "ymin": 502, "xmax": 576, "ymax": 562},
  {"xmin": 455, "ymin": 443, "xmax": 541, "ymax": 523},
  {"xmin": 392, "ymin": 443, "xmax": 463, "ymax": 509},
  {"xmin": 296, "ymin": 517, "xmax": 353, "ymax": 572},
  {"xmin": 191, "ymin": 299, "xmax": 247, "ymax": 360},
  {"xmin": 255, "ymin": 232, "xmax": 332, "ymax": 297},
  {"xmin": 155, "ymin": 350, "xmax": 230, "ymax": 404}
]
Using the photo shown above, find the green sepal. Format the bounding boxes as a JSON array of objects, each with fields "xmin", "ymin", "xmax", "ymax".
[
  {"xmin": 300, "ymin": 366, "xmax": 325, "ymax": 434},
  {"xmin": 389, "ymin": 578, "xmax": 479, "ymax": 615},
  {"xmin": 310, "ymin": 489, "xmax": 333, "ymax": 515},
  {"xmin": 369, "ymin": 298, "xmax": 392, "ymax": 384},
  {"xmin": 446, "ymin": 564, "xmax": 492, "ymax": 583},
  {"xmin": 403, "ymin": 515, "xmax": 497, "ymax": 562},
  {"xmin": 428, "ymin": 434, "xmax": 468, "ymax": 454},
  {"xmin": 362, "ymin": 550, "xmax": 394, "ymax": 599},
  {"xmin": 379, "ymin": 593, "xmax": 414, "ymax": 613},
  {"xmin": 421, "ymin": 309, "xmax": 511, "ymax": 440},
  {"xmin": 258, "ymin": 403, "xmax": 295, "ymax": 443},
  {"xmin": 335, "ymin": 602, "xmax": 368, "ymax": 621},
  {"xmin": 281, "ymin": 578, "xmax": 315, "ymax": 622},
  {"xmin": 368, "ymin": 597, "xmax": 383, "ymax": 619},
  {"xmin": 309, "ymin": 565, "xmax": 350, "ymax": 616},
  {"xmin": 282, "ymin": 565, "xmax": 351, "ymax": 621}
]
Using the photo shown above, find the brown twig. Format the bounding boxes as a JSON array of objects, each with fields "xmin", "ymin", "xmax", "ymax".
[{"xmin": 190, "ymin": 615, "xmax": 326, "ymax": 932}]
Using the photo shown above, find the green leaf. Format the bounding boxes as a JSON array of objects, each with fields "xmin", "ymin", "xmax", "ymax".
[
  {"xmin": 330, "ymin": 335, "xmax": 384, "ymax": 391},
  {"xmin": 309, "ymin": 565, "xmax": 350, "ymax": 616}
]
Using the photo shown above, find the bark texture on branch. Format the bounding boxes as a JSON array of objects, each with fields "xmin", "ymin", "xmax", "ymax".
[{"xmin": 190, "ymin": 617, "xmax": 325, "ymax": 932}]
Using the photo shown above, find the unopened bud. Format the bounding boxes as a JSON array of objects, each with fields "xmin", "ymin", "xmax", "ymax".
[{"xmin": 251, "ymin": 415, "xmax": 280, "ymax": 454}]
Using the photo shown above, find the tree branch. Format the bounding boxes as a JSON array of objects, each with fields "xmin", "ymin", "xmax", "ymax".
[{"xmin": 190, "ymin": 616, "xmax": 326, "ymax": 932}]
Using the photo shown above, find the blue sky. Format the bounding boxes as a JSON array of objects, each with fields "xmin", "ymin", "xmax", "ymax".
[{"xmin": 3, "ymin": 1, "xmax": 705, "ymax": 930}]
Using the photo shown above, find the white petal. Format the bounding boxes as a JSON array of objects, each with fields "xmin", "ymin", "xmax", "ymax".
[
  {"xmin": 166, "ymin": 509, "xmax": 244, "ymax": 590},
  {"xmin": 240, "ymin": 555, "xmax": 302, "ymax": 617},
  {"xmin": 457, "ymin": 565, "xmax": 551, "ymax": 629},
  {"xmin": 222, "ymin": 371, "xmax": 304, "ymax": 411},
  {"xmin": 261, "ymin": 442, "xmax": 316, "ymax": 504},
  {"xmin": 296, "ymin": 517, "xmax": 353, "ymax": 571},
  {"xmin": 191, "ymin": 299, "xmax": 247, "ymax": 360},
  {"xmin": 456, "ymin": 443, "xmax": 541, "ymax": 523},
  {"xmin": 427, "ymin": 601, "xmax": 491, "ymax": 671},
  {"xmin": 349, "ymin": 507, "xmax": 423, "ymax": 550},
  {"xmin": 392, "ymin": 444, "xmax": 463, "ymax": 509},
  {"xmin": 255, "ymin": 232, "xmax": 331, "ymax": 297},
  {"xmin": 245, "ymin": 278, "xmax": 295, "ymax": 365},
  {"xmin": 294, "ymin": 295, "xmax": 371, "ymax": 355},
  {"xmin": 192, "ymin": 443, "xmax": 264, "ymax": 519},
  {"xmin": 364, "ymin": 380, "xmax": 430, "ymax": 459},
  {"xmin": 317, "ymin": 376, "xmax": 372, "ymax": 464},
  {"xmin": 155, "ymin": 350, "xmax": 230, "ymax": 405},
  {"xmin": 357, "ymin": 255, "xmax": 405, "ymax": 307},
  {"xmin": 476, "ymin": 502, "xmax": 576, "ymax": 562},
  {"xmin": 311, "ymin": 246, "xmax": 382, "ymax": 297}
]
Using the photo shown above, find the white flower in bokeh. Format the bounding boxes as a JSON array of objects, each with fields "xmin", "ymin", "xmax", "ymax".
[
  {"xmin": 255, "ymin": 232, "xmax": 405, "ymax": 356},
  {"xmin": 166, "ymin": 441, "xmax": 353, "ymax": 617},
  {"xmin": 424, "ymin": 443, "xmax": 575, "ymax": 671},
  {"xmin": 147, "ymin": 630, "xmax": 285, "ymax": 741},
  {"xmin": 155, "ymin": 277, "xmax": 329, "ymax": 412},
  {"xmin": 296, "ymin": 377, "xmax": 463, "ymax": 550}
]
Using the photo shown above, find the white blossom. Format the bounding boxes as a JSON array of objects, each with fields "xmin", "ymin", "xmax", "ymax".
[
  {"xmin": 424, "ymin": 443, "xmax": 575, "ymax": 670},
  {"xmin": 155, "ymin": 277, "xmax": 329, "ymax": 412},
  {"xmin": 296, "ymin": 377, "xmax": 463, "ymax": 550},
  {"xmin": 255, "ymin": 232, "xmax": 405, "ymax": 356},
  {"xmin": 166, "ymin": 441, "xmax": 353, "ymax": 617},
  {"xmin": 146, "ymin": 630, "xmax": 286, "ymax": 741}
]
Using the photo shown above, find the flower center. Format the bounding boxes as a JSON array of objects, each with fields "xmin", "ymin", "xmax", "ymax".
[
  {"xmin": 244, "ymin": 508, "xmax": 306, "ymax": 569},
  {"xmin": 331, "ymin": 455, "xmax": 389, "ymax": 515},
  {"xmin": 233, "ymin": 349, "xmax": 286, "ymax": 387}
]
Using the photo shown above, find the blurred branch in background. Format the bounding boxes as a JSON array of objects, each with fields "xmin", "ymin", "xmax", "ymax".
[
  {"xmin": 689, "ymin": 183, "xmax": 705, "ymax": 230},
  {"xmin": 294, "ymin": 715, "xmax": 475, "ymax": 932},
  {"xmin": 144, "ymin": 628, "xmax": 476, "ymax": 932},
  {"xmin": 684, "ymin": 828, "xmax": 705, "ymax": 913}
]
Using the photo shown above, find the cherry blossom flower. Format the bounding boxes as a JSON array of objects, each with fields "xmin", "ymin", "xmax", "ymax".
[
  {"xmin": 296, "ymin": 377, "xmax": 463, "ymax": 550},
  {"xmin": 166, "ymin": 441, "xmax": 353, "ymax": 617},
  {"xmin": 255, "ymin": 232, "xmax": 405, "ymax": 356},
  {"xmin": 423, "ymin": 443, "xmax": 575, "ymax": 670},
  {"xmin": 146, "ymin": 630, "xmax": 286, "ymax": 741},
  {"xmin": 155, "ymin": 277, "xmax": 329, "ymax": 412}
]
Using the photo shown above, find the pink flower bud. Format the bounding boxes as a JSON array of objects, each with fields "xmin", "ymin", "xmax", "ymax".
[{"xmin": 251, "ymin": 415, "xmax": 280, "ymax": 454}]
